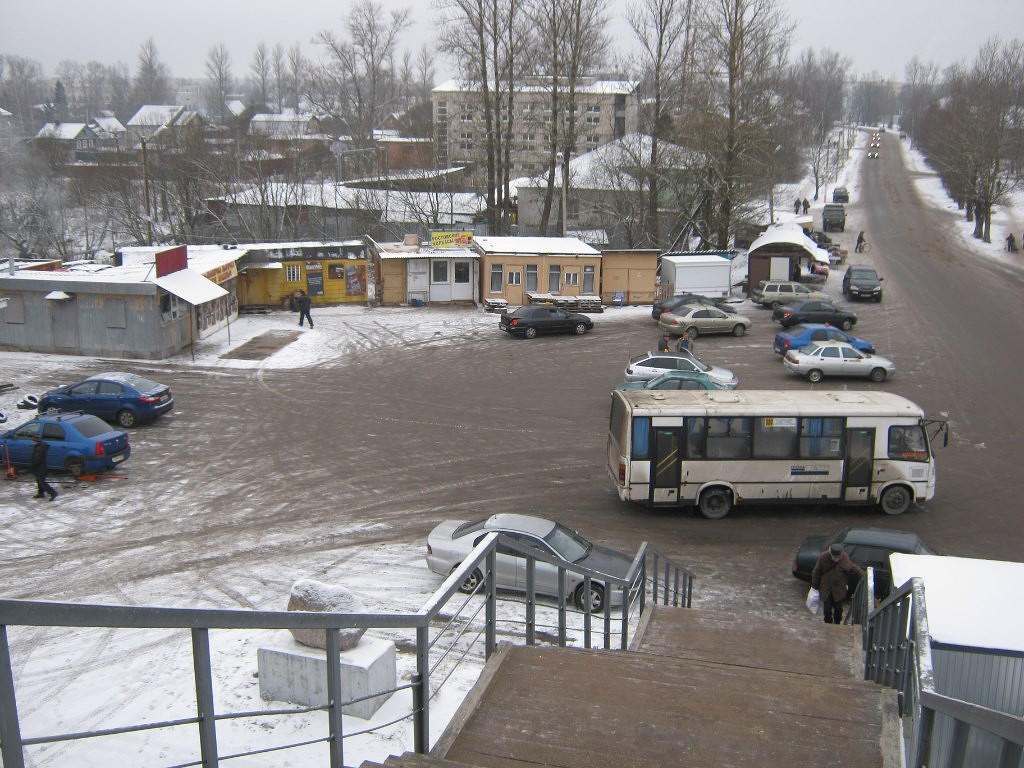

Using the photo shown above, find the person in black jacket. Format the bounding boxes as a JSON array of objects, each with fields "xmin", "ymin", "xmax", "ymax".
[
  {"xmin": 29, "ymin": 435, "xmax": 57, "ymax": 501},
  {"xmin": 294, "ymin": 290, "xmax": 314, "ymax": 328}
]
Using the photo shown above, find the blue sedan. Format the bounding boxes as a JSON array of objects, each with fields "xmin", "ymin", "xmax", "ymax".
[
  {"xmin": 37, "ymin": 372, "xmax": 173, "ymax": 427},
  {"xmin": 773, "ymin": 323, "xmax": 875, "ymax": 357},
  {"xmin": 0, "ymin": 412, "xmax": 131, "ymax": 476}
]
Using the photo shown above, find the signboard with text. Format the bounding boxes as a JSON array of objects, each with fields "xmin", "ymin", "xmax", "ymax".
[{"xmin": 430, "ymin": 231, "xmax": 474, "ymax": 248}]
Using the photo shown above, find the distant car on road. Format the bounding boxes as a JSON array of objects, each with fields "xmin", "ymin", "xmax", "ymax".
[
  {"xmin": 624, "ymin": 352, "xmax": 738, "ymax": 389},
  {"xmin": 37, "ymin": 372, "xmax": 173, "ymax": 428},
  {"xmin": 783, "ymin": 341, "xmax": 895, "ymax": 383},
  {"xmin": 425, "ymin": 513, "xmax": 634, "ymax": 612},
  {"xmin": 614, "ymin": 370, "xmax": 724, "ymax": 391},
  {"xmin": 867, "ymin": 150, "xmax": 880, "ymax": 159},
  {"xmin": 791, "ymin": 526, "xmax": 933, "ymax": 597},
  {"xmin": 832, "ymin": 187, "xmax": 850, "ymax": 203},
  {"xmin": 0, "ymin": 412, "xmax": 131, "ymax": 476},
  {"xmin": 499, "ymin": 305, "xmax": 593, "ymax": 338},
  {"xmin": 773, "ymin": 300, "xmax": 857, "ymax": 330},
  {"xmin": 773, "ymin": 323, "xmax": 875, "ymax": 356},
  {"xmin": 657, "ymin": 305, "xmax": 751, "ymax": 339}
]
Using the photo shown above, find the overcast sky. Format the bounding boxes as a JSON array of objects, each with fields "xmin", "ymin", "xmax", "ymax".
[{"xmin": 0, "ymin": 0, "xmax": 1016, "ymax": 87}]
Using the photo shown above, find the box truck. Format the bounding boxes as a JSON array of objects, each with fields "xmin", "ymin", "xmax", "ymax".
[{"xmin": 659, "ymin": 253, "xmax": 735, "ymax": 299}]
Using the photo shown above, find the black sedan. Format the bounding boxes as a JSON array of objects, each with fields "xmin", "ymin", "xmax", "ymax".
[
  {"xmin": 499, "ymin": 305, "xmax": 593, "ymax": 338},
  {"xmin": 791, "ymin": 527, "xmax": 934, "ymax": 597},
  {"xmin": 772, "ymin": 300, "xmax": 857, "ymax": 330}
]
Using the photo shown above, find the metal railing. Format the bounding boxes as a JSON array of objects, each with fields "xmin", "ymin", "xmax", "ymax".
[
  {"xmin": 0, "ymin": 534, "xmax": 693, "ymax": 768},
  {"xmin": 855, "ymin": 570, "xmax": 1024, "ymax": 767}
]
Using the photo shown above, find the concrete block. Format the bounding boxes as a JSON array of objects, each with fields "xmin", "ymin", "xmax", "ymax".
[{"xmin": 257, "ymin": 635, "xmax": 396, "ymax": 719}]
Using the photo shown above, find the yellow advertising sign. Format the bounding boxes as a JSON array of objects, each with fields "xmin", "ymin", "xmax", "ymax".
[{"xmin": 430, "ymin": 231, "xmax": 474, "ymax": 248}]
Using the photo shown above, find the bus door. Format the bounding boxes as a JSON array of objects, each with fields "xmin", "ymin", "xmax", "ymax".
[
  {"xmin": 843, "ymin": 427, "xmax": 874, "ymax": 502},
  {"xmin": 650, "ymin": 425, "xmax": 682, "ymax": 504}
]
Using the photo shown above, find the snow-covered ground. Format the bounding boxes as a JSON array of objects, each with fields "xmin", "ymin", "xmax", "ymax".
[{"xmin": 1, "ymin": 131, "xmax": 1022, "ymax": 767}]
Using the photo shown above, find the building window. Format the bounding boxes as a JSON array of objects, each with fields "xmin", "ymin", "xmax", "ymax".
[
  {"xmin": 586, "ymin": 115, "xmax": 600, "ymax": 125},
  {"xmin": 437, "ymin": 101, "xmax": 448, "ymax": 116},
  {"xmin": 285, "ymin": 264, "xmax": 302, "ymax": 282},
  {"xmin": 461, "ymin": 104, "xmax": 473, "ymax": 121},
  {"xmin": 508, "ymin": 270, "xmax": 522, "ymax": 286},
  {"xmin": 586, "ymin": 135, "xmax": 600, "ymax": 145},
  {"xmin": 526, "ymin": 264, "xmax": 538, "ymax": 292},
  {"xmin": 583, "ymin": 265, "xmax": 595, "ymax": 293},
  {"xmin": 432, "ymin": 260, "xmax": 449, "ymax": 283},
  {"xmin": 587, "ymin": 105, "xmax": 600, "ymax": 113},
  {"xmin": 548, "ymin": 265, "xmax": 561, "ymax": 293},
  {"xmin": 490, "ymin": 264, "xmax": 503, "ymax": 293},
  {"xmin": 564, "ymin": 271, "xmax": 579, "ymax": 286},
  {"xmin": 159, "ymin": 292, "xmax": 187, "ymax": 324}
]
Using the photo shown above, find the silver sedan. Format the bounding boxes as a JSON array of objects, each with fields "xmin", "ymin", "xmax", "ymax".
[
  {"xmin": 657, "ymin": 304, "xmax": 752, "ymax": 338},
  {"xmin": 783, "ymin": 340, "xmax": 896, "ymax": 383}
]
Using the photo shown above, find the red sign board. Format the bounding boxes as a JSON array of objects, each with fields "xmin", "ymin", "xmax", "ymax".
[{"xmin": 156, "ymin": 245, "xmax": 187, "ymax": 278}]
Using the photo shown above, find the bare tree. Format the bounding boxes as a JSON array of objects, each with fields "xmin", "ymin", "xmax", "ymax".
[
  {"xmin": 205, "ymin": 43, "xmax": 234, "ymax": 124},
  {"xmin": 0, "ymin": 55, "xmax": 47, "ymax": 135},
  {"xmin": 249, "ymin": 42, "xmax": 272, "ymax": 107},
  {"xmin": 56, "ymin": 60, "xmax": 84, "ymax": 119},
  {"xmin": 133, "ymin": 38, "xmax": 171, "ymax": 107},
  {"xmin": 284, "ymin": 44, "xmax": 307, "ymax": 112},
  {"xmin": 900, "ymin": 56, "xmax": 938, "ymax": 148},
  {"xmin": 272, "ymin": 44, "xmax": 287, "ymax": 112},
  {"xmin": 790, "ymin": 48, "xmax": 850, "ymax": 201}
]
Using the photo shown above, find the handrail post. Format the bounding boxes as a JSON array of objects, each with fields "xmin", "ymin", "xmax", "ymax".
[
  {"xmin": 582, "ymin": 575, "xmax": 592, "ymax": 648},
  {"xmin": 485, "ymin": 549, "xmax": 496, "ymax": 656},
  {"xmin": 557, "ymin": 568, "xmax": 567, "ymax": 647},
  {"xmin": 414, "ymin": 626, "xmax": 430, "ymax": 753},
  {"xmin": 325, "ymin": 628, "xmax": 345, "ymax": 767},
  {"xmin": 0, "ymin": 626, "xmax": 26, "ymax": 768},
  {"xmin": 191, "ymin": 627, "xmax": 220, "ymax": 768},
  {"xmin": 525, "ymin": 557, "xmax": 536, "ymax": 646}
]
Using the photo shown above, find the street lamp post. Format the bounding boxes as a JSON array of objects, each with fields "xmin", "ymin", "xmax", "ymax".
[{"xmin": 141, "ymin": 137, "xmax": 153, "ymax": 246}]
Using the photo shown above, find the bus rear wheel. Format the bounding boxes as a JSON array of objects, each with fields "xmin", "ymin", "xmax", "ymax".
[
  {"xmin": 879, "ymin": 485, "xmax": 911, "ymax": 516},
  {"xmin": 698, "ymin": 488, "xmax": 732, "ymax": 519}
]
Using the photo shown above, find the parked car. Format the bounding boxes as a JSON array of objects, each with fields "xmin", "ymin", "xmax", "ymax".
[
  {"xmin": 657, "ymin": 305, "xmax": 751, "ymax": 339},
  {"xmin": 751, "ymin": 280, "xmax": 830, "ymax": 309},
  {"xmin": 843, "ymin": 265, "xmax": 884, "ymax": 302},
  {"xmin": 425, "ymin": 513, "xmax": 634, "ymax": 612},
  {"xmin": 624, "ymin": 352, "xmax": 738, "ymax": 389},
  {"xmin": 791, "ymin": 526, "xmax": 933, "ymax": 597},
  {"xmin": 37, "ymin": 372, "xmax": 174, "ymax": 428},
  {"xmin": 772, "ymin": 300, "xmax": 857, "ymax": 330},
  {"xmin": 832, "ymin": 187, "xmax": 850, "ymax": 204},
  {"xmin": 614, "ymin": 370, "xmax": 724, "ymax": 391},
  {"xmin": 773, "ymin": 323, "xmax": 875, "ymax": 356},
  {"xmin": 499, "ymin": 305, "xmax": 593, "ymax": 338},
  {"xmin": 0, "ymin": 412, "xmax": 131, "ymax": 476},
  {"xmin": 651, "ymin": 293, "xmax": 738, "ymax": 320},
  {"xmin": 783, "ymin": 340, "xmax": 895, "ymax": 383}
]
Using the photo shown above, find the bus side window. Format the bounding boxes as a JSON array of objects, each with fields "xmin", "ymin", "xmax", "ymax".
[
  {"xmin": 631, "ymin": 417, "xmax": 651, "ymax": 459},
  {"xmin": 686, "ymin": 417, "xmax": 706, "ymax": 458},
  {"xmin": 888, "ymin": 425, "xmax": 929, "ymax": 461}
]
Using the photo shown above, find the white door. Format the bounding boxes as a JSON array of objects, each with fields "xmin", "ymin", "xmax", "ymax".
[{"xmin": 407, "ymin": 259, "xmax": 429, "ymax": 304}]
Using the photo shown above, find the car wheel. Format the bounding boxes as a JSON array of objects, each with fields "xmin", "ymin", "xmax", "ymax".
[
  {"xmin": 879, "ymin": 485, "xmax": 911, "ymax": 516},
  {"xmin": 574, "ymin": 582, "xmax": 606, "ymax": 613},
  {"xmin": 840, "ymin": 319, "xmax": 853, "ymax": 331},
  {"xmin": 64, "ymin": 458, "xmax": 84, "ymax": 477},
  {"xmin": 732, "ymin": 324, "xmax": 746, "ymax": 337},
  {"xmin": 698, "ymin": 488, "xmax": 732, "ymax": 519},
  {"xmin": 686, "ymin": 326, "xmax": 700, "ymax": 339},
  {"xmin": 573, "ymin": 322, "xmax": 587, "ymax": 335},
  {"xmin": 770, "ymin": 301, "xmax": 782, "ymax": 310},
  {"xmin": 116, "ymin": 409, "xmax": 137, "ymax": 428},
  {"xmin": 807, "ymin": 369, "xmax": 824, "ymax": 384},
  {"xmin": 524, "ymin": 327, "xmax": 538, "ymax": 339},
  {"xmin": 869, "ymin": 368, "xmax": 887, "ymax": 382},
  {"xmin": 455, "ymin": 567, "xmax": 483, "ymax": 594}
]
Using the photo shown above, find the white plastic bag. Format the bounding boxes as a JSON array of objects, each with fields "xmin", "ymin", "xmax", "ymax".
[{"xmin": 805, "ymin": 587, "xmax": 821, "ymax": 616}]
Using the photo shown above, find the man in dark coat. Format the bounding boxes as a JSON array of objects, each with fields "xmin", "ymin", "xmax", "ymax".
[
  {"xmin": 294, "ymin": 290, "xmax": 314, "ymax": 328},
  {"xmin": 811, "ymin": 543, "xmax": 863, "ymax": 624},
  {"xmin": 29, "ymin": 435, "xmax": 57, "ymax": 501}
]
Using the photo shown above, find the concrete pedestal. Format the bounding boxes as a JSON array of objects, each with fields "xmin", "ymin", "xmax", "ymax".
[{"xmin": 257, "ymin": 635, "xmax": 396, "ymax": 719}]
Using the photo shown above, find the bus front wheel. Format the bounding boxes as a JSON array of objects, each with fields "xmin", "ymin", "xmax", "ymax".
[
  {"xmin": 698, "ymin": 488, "xmax": 732, "ymax": 519},
  {"xmin": 879, "ymin": 485, "xmax": 911, "ymax": 516}
]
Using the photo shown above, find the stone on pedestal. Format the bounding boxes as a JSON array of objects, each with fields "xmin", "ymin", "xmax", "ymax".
[{"xmin": 286, "ymin": 579, "xmax": 367, "ymax": 650}]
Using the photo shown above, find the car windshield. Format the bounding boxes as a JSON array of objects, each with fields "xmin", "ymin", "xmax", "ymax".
[
  {"xmin": 67, "ymin": 415, "xmax": 112, "ymax": 438},
  {"xmin": 544, "ymin": 523, "xmax": 591, "ymax": 563}
]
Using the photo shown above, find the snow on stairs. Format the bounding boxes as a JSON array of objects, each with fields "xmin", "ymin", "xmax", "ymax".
[{"xmin": 360, "ymin": 605, "xmax": 902, "ymax": 768}]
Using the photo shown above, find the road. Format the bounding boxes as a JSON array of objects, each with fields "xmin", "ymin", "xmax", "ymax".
[{"xmin": 3, "ymin": 129, "xmax": 1022, "ymax": 630}]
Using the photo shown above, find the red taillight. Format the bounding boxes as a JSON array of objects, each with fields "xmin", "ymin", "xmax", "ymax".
[
  {"xmin": 140, "ymin": 396, "xmax": 158, "ymax": 403},
  {"xmin": 782, "ymin": 339, "xmax": 790, "ymax": 349},
  {"xmin": 95, "ymin": 441, "xmax": 106, "ymax": 455},
  {"xmin": 618, "ymin": 462, "xmax": 626, "ymax": 484},
  {"xmin": 510, "ymin": 319, "xmax": 520, "ymax": 327}
]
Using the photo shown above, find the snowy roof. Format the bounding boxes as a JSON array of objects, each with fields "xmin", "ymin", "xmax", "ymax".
[
  {"xmin": 889, "ymin": 554, "xmax": 1024, "ymax": 654},
  {"xmin": 91, "ymin": 116, "xmax": 126, "ymax": 135},
  {"xmin": 473, "ymin": 236, "xmax": 600, "ymax": 256},
  {"xmin": 127, "ymin": 105, "xmax": 184, "ymax": 127},
  {"xmin": 249, "ymin": 111, "xmax": 325, "ymax": 139},
  {"xmin": 748, "ymin": 223, "xmax": 831, "ymax": 264},
  {"xmin": 35, "ymin": 122, "xmax": 91, "ymax": 140},
  {"xmin": 662, "ymin": 253, "xmax": 732, "ymax": 266},
  {"xmin": 226, "ymin": 99, "xmax": 247, "ymax": 116},
  {"xmin": 0, "ymin": 249, "xmax": 241, "ymax": 288},
  {"xmin": 0, "ymin": 107, "xmax": 12, "ymax": 118}
]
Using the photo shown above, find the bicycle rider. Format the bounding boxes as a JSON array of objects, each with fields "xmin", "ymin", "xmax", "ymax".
[{"xmin": 855, "ymin": 231, "xmax": 867, "ymax": 253}]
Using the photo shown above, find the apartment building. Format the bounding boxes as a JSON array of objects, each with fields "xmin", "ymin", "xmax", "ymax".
[{"xmin": 432, "ymin": 77, "xmax": 639, "ymax": 177}]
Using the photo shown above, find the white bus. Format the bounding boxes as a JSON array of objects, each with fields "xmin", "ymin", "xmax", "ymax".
[{"xmin": 607, "ymin": 389, "xmax": 947, "ymax": 519}]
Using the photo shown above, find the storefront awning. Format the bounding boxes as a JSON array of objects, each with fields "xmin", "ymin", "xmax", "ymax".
[{"xmin": 155, "ymin": 268, "xmax": 228, "ymax": 305}]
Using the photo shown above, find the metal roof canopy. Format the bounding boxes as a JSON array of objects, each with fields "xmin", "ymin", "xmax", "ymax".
[{"xmin": 155, "ymin": 269, "xmax": 228, "ymax": 305}]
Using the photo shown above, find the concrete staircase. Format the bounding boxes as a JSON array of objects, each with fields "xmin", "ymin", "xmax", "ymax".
[{"xmin": 359, "ymin": 605, "xmax": 902, "ymax": 768}]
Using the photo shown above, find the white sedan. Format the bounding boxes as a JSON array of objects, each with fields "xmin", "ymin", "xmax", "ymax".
[
  {"xmin": 783, "ymin": 340, "xmax": 896, "ymax": 383},
  {"xmin": 425, "ymin": 513, "xmax": 634, "ymax": 612}
]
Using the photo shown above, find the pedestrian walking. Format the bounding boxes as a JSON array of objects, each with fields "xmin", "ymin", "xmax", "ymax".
[
  {"xmin": 29, "ymin": 435, "xmax": 57, "ymax": 501},
  {"xmin": 657, "ymin": 333, "xmax": 672, "ymax": 352},
  {"xmin": 793, "ymin": 198, "xmax": 800, "ymax": 215},
  {"xmin": 1007, "ymin": 233, "xmax": 1018, "ymax": 253},
  {"xmin": 811, "ymin": 543, "xmax": 864, "ymax": 624},
  {"xmin": 677, "ymin": 331, "xmax": 692, "ymax": 354},
  {"xmin": 802, "ymin": 198, "xmax": 810, "ymax": 214},
  {"xmin": 294, "ymin": 290, "xmax": 314, "ymax": 328}
]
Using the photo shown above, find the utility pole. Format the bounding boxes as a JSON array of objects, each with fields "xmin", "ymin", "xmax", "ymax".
[{"xmin": 141, "ymin": 137, "xmax": 153, "ymax": 246}]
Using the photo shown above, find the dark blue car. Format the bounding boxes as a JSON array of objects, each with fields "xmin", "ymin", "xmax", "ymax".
[
  {"xmin": 0, "ymin": 412, "xmax": 131, "ymax": 476},
  {"xmin": 773, "ymin": 323, "xmax": 875, "ymax": 357},
  {"xmin": 37, "ymin": 372, "xmax": 173, "ymax": 427}
]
